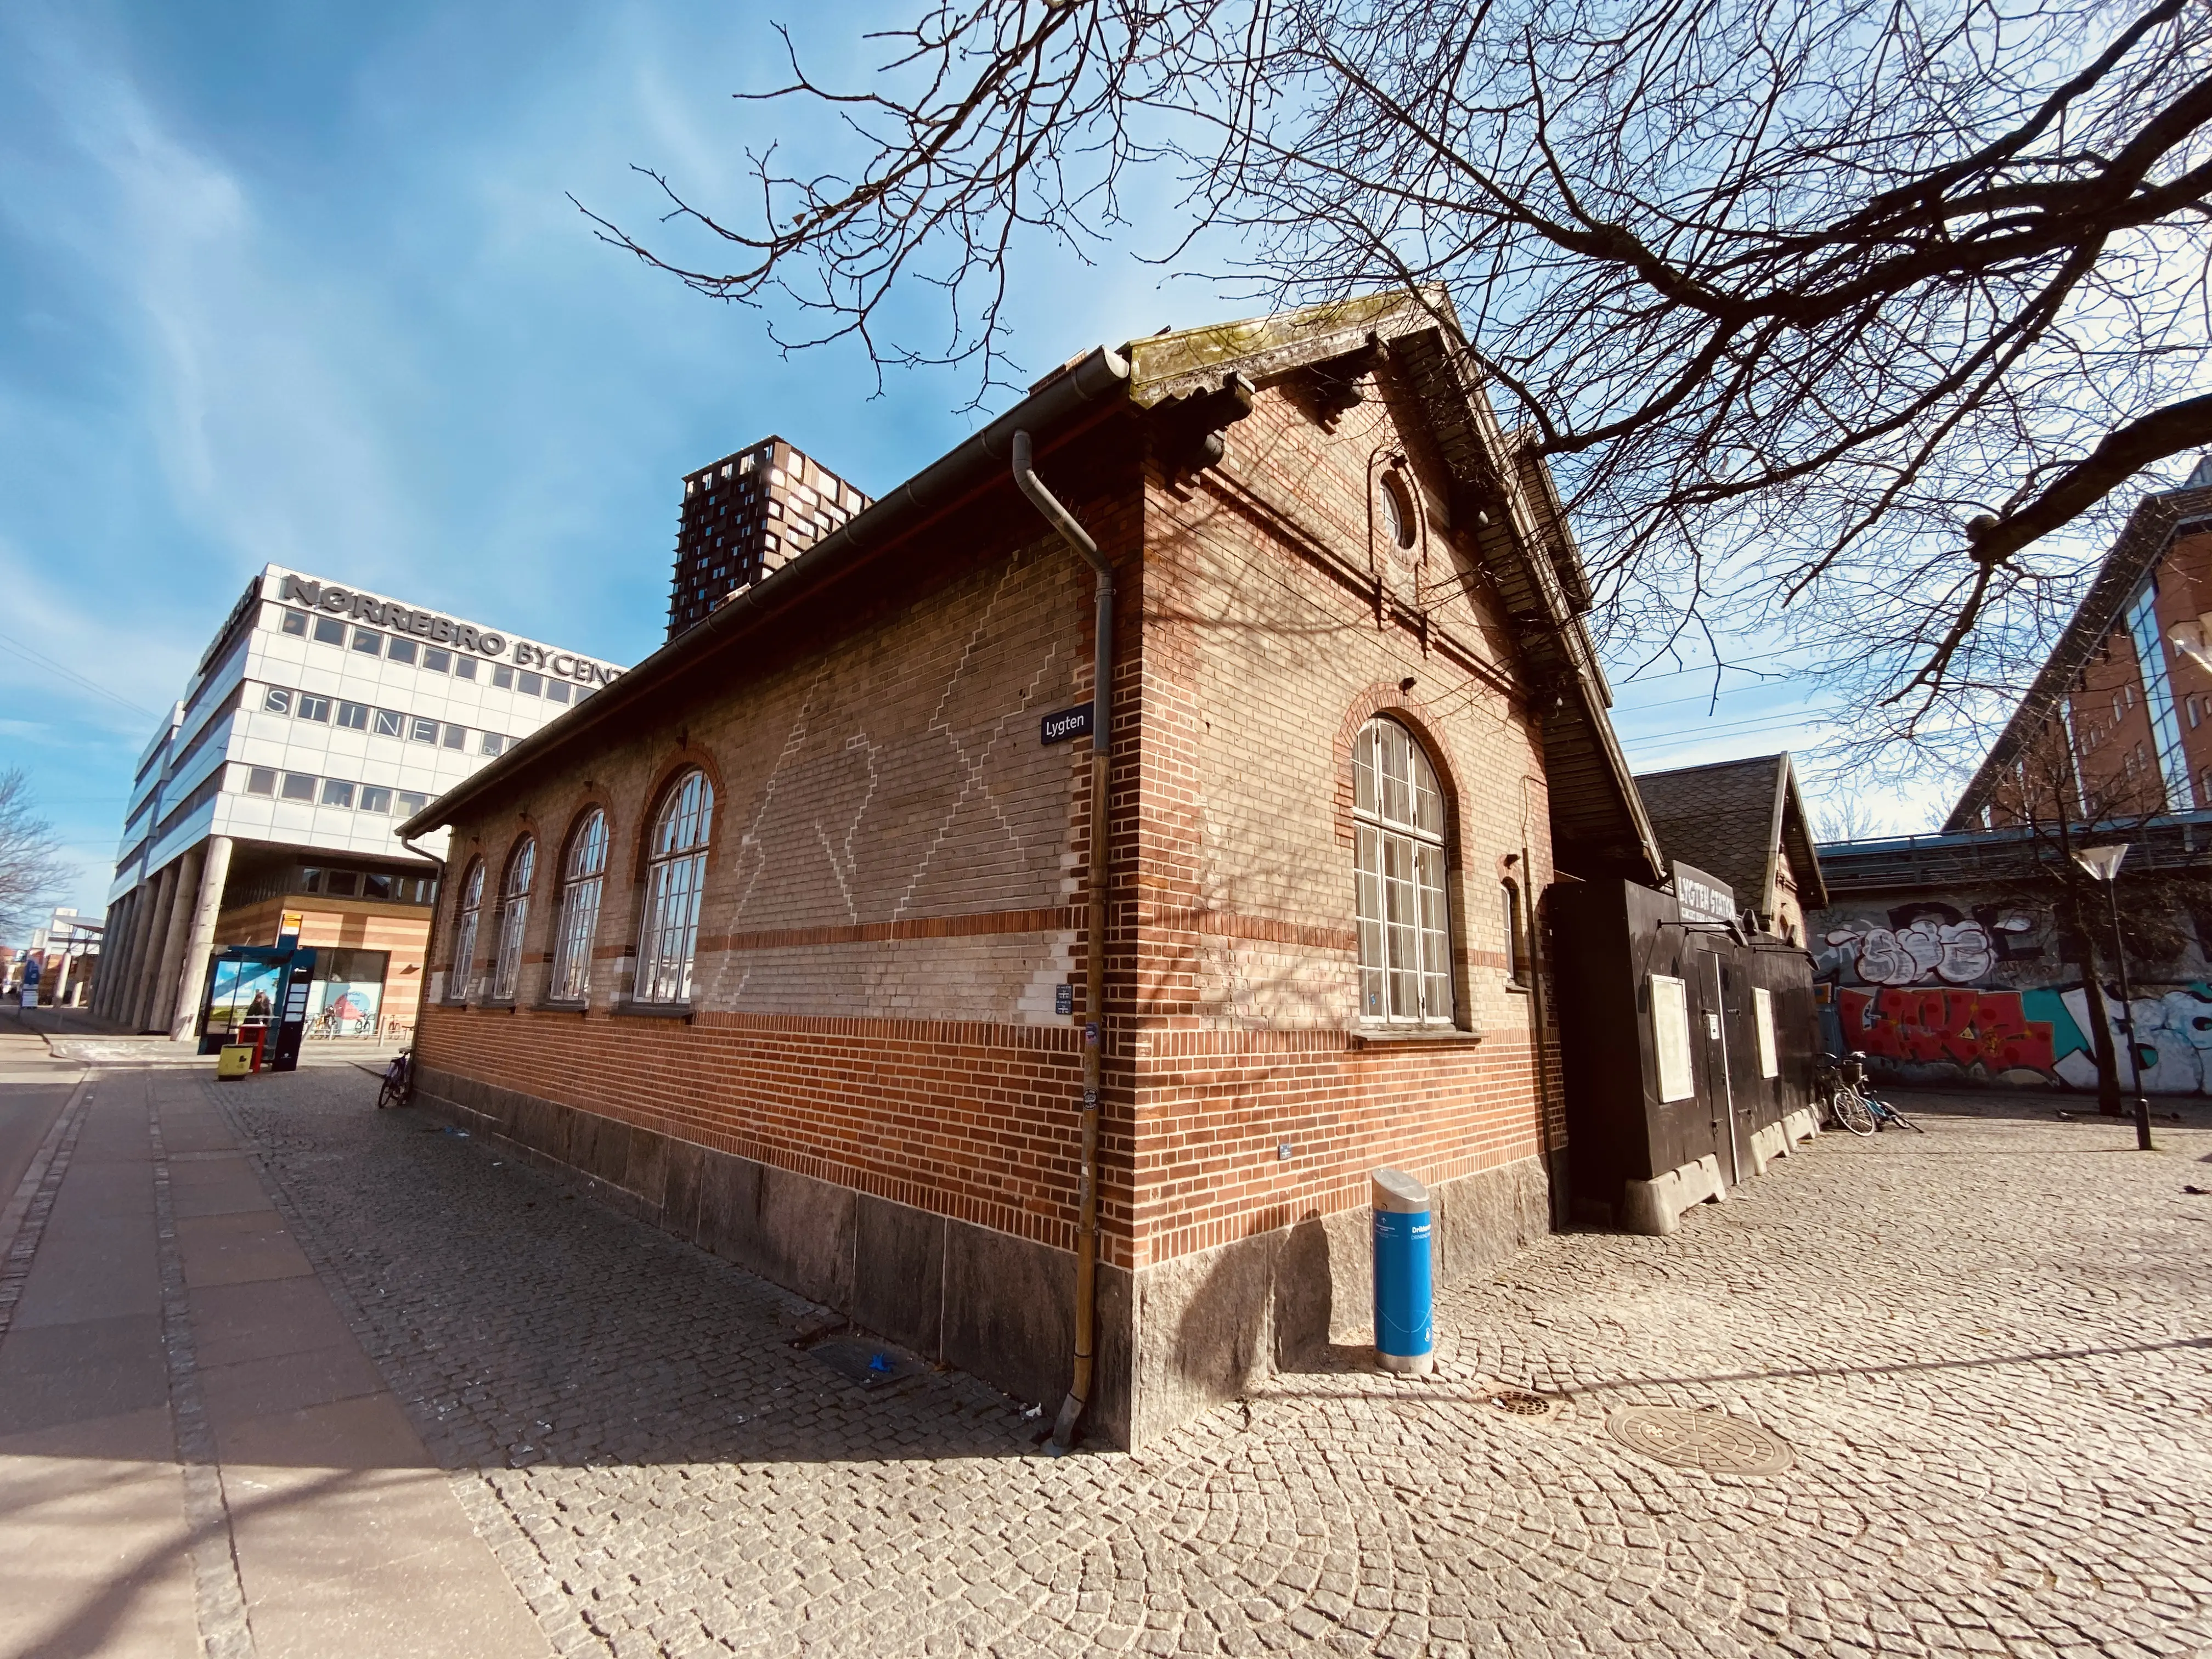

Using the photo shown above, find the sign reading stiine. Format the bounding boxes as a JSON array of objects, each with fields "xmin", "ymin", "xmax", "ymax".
[
  {"xmin": 1040, "ymin": 703, "xmax": 1093, "ymax": 746},
  {"xmin": 274, "ymin": 574, "xmax": 623, "ymax": 687}
]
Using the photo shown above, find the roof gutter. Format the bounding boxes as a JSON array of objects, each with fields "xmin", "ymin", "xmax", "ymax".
[{"xmin": 398, "ymin": 345, "xmax": 1134, "ymax": 839}]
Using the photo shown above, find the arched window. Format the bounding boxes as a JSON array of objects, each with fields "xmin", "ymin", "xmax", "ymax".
[
  {"xmin": 637, "ymin": 770, "xmax": 713, "ymax": 1003},
  {"xmin": 1352, "ymin": 717, "xmax": 1452, "ymax": 1023},
  {"xmin": 490, "ymin": 836, "xmax": 536, "ymax": 1002},
  {"xmin": 551, "ymin": 809, "xmax": 607, "ymax": 1001},
  {"xmin": 450, "ymin": 860, "xmax": 485, "ymax": 1002}
]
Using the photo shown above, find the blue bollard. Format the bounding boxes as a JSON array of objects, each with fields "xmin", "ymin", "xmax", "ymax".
[{"xmin": 1371, "ymin": 1167, "xmax": 1434, "ymax": 1374}]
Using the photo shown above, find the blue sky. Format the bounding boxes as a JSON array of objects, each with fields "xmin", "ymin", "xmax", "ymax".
[{"xmin": 0, "ymin": 0, "xmax": 1891, "ymax": 930}]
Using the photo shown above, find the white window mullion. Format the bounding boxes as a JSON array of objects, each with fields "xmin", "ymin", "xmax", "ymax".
[
  {"xmin": 1383, "ymin": 832, "xmax": 1420, "ymax": 1020},
  {"xmin": 637, "ymin": 775, "xmax": 713, "ymax": 1005},
  {"xmin": 1416, "ymin": 842, "xmax": 1451, "ymax": 1019},
  {"xmin": 451, "ymin": 861, "xmax": 485, "ymax": 1001},
  {"xmin": 1350, "ymin": 716, "xmax": 1455, "ymax": 1028},
  {"xmin": 493, "ymin": 895, "xmax": 529, "ymax": 1000},
  {"xmin": 555, "ymin": 874, "xmax": 601, "ymax": 999},
  {"xmin": 552, "ymin": 811, "xmax": 608, "ymax": 1000},
  {"xmin": 1356, "ymin": 824, "xmax": 1386, "ymax": 1019}
]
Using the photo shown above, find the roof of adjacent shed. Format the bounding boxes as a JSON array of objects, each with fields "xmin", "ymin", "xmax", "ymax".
[{"xmin": 1633, "ymin": 752, "xmax": 1827, "ymax": 914}]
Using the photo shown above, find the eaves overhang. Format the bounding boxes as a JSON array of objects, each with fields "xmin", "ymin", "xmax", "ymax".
[
  {"xmin": 1390, "ymin": 325, "xmax": 1662, "ymax": 884},
  {"xmin": 1775, "ymin": 755, "xmax": 1830, "ymax": 911}
]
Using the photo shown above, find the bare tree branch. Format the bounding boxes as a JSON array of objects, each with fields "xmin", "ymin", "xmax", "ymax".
[
  {"xmin": 1967, "ymin": 389, "xmax": 2212, "ymax": 565},
  {"xmin": 0, "ymin": 769, "xmax": 67, "ymax": 939},
  {"xmin": 586, "ymin": 0, "xmax": 2212, "ymax": 773}
]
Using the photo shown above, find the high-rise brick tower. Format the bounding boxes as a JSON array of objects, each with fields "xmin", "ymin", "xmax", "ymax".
[{"xmin": 666, "ymin": 437, "xmax": 872, "ymax": 640}]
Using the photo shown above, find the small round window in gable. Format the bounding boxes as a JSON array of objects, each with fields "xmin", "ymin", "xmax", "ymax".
[{"xmin": 1380, "ymin": 471, "xmax": 1418, "ymax": 551}]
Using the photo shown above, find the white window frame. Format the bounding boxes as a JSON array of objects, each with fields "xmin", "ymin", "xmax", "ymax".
[
  {"xmin": 1379, "ymin": 471, "xmax": 1415, "ymax": 549},
  {"xmin": 1352, "ymin": 716, "xmax": 1454, "ymax": 1024},
  {"xmin": 551, "ymin": 810, "xmax": 608, "ymax": 1002},
  {"xmin": 450, "ymin": 861, "xmax": 485, "ymax": 1002},
  {"xmin": 490, "ymin": 838, "xmax": 535, "ymax": 1001},
  {"xmin": 637, "ymin": 771, "xmax": 713, "ymax": 1004},
  {"xmin": 1651, "ymin": 973, "xmax": 1695, "ymax": 1102}
]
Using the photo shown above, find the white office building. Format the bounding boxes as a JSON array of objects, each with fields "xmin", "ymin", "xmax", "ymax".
[{"xmin": 95, "ymin": 565, "xmax": 625, "ymax": 1039}]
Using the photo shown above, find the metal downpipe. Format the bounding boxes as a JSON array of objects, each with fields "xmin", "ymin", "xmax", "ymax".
[
  {"xmin": 1011, "ymin": 429, "xmax": 1110, "ymax": 1453},
  {"xmin": 401, "ymin": 832, "xmax": 448, "ymax": 1039}
]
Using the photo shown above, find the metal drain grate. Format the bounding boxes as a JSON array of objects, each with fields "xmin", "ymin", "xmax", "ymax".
[
  {"xmin": 1491, "ymin": 1390, "xmax": 1559, "ymax": 1418},
  {"xmin": 1605, "ymin": 1406, "xmax": 1793, "ymax": 1475}
]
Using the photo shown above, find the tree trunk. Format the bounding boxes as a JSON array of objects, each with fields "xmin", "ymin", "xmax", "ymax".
[{"xmin": 2074, "ymin": 912, "xmax": 2125, "ymax": 1115}]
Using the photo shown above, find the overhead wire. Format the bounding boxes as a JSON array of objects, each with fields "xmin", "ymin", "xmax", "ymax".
[
  {"xmin": 0, "ymin": 628, "xmax": 162, "ymax": 720},
  {"xmin": 1615, "ymin": 705, "xmax": 1847, "ymax": 746}
]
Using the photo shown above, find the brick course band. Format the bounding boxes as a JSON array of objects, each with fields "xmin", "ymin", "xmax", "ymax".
[
  {"xmin": 417, "ymin": 1002, "xmax": 1102, "ymax": 1256},
  {"xmin": 704, "ymin": 904, "xmax": 1080, "ymax": 953}
]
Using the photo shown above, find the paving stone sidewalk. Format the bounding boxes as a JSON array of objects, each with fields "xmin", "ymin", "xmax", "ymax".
[
  {"xmin": 208, "ymin": 1068, "xmax": 2212, "ymax": 1659},
  {"xmin": 0, "ymin": 1050, "xmax": 551, "ymax": 1659}
]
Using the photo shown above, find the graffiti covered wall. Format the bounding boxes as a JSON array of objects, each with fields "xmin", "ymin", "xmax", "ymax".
[{"xmin": 1811, "ymin": 894, "xmax": 2212, "ymax": 1093}]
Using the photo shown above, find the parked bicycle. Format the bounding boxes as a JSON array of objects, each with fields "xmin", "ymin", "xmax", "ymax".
[
  {"xmin": 1819, "ymin": 1051, "xmax": 1923, "ymax": 1136},
  {"xmin": 376, "ymin": 1049, "xmax": 413, "ymax": 1110}
]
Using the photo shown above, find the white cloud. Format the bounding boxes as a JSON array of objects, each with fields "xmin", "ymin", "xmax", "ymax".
[{"xmin": 0, "ymin": 8, "xmax": 419, "ymax": 588}]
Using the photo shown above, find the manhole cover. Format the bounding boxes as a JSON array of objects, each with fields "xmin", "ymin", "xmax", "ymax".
[
  {"xmin": 1605, "ymin": 1406, "xmax": 1793, "ymax": 1475},
  {"xmin": 804, "ymin": 1336, "xmax": 924, "ymax": 1391},
  {"xmin": 1491, "ymin": 1390, "xmax": 1563, "ymax": 1419}
]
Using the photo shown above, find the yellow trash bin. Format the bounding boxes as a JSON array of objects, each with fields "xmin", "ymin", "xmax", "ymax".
[{"xmin": 216, "ymin": 1045, "xmax": 255, "ymax": 1080}]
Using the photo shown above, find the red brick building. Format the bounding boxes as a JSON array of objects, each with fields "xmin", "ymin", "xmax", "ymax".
[
  {"xmin": 400, "ymin": 294, "xmax": 1660, "ymax": 1447},
  {"xmin": 1955, "ymin": 460, "xmax": 2212, "ymax": 829}
]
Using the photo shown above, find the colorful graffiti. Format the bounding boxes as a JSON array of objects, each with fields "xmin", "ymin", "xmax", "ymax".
[
  {"xmin": 1813, "ymin": 893, "xmax": 2212, "ymax": 1093},
  {"xmin": 1821, "ymin": 913, "xmax": 2034, "ymax": 986},
  {"xmin": 2051, "ymin": 984, "xmax": 2212, "ymax": 1093},
  {"xmin": 1838, "ymin": 986, "xmax": 2056, "ymax": 1071}
]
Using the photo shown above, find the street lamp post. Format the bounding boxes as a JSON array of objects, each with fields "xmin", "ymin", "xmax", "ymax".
[{"xmin": 2073, "ymin": 843, "xmax": 2154, "ymax": 1152}]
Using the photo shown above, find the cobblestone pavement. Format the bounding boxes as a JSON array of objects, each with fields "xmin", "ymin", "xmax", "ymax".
[{"xmin": 205, "ymin": 1068, "xmax": 2212, "ymax": 1658}]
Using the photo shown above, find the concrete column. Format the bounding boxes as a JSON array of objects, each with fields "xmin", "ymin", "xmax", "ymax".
[
  {"xmin": 89, "ymin": 895, "xmax": 126, "ymax": 1020},
  {"xmin": 110, "ymin": 883, "xmax": 158, "ymax": 1026},
  {"xmin": 167, "ymin": 837, "xmax": 233, "ymax": 1045},
  {"xmin": 92, "ymin": 890, "xmax": 131, "ymax": 1020},
  {"xmin": 127, "ymin": 863, "xmax": 179, "ymax": 1032},
  {"xmin": 148, "ymin": 843, "xmax": 207, "ymax": 1036}
]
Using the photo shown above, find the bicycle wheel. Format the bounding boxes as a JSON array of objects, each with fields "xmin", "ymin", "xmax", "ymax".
[
  {"xmin": 1880, "ymin": 1098, "xmax": 1924, "ymax": 1133},
  {"xmin": 1833, "ymin": 1084, "xmax": 1877, "ymax": 1136}
]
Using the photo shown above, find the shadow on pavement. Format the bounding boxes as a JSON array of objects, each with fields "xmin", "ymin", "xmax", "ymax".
[
  {"xmin": 1886, "ymin": 1085, "xmax": 2212, "ymax": 1128},
  {"xmin": 214, "ymin": 1079, "xmax": 1048, "ymax": 1471}
]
